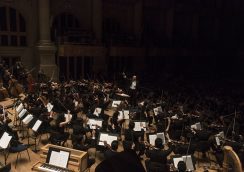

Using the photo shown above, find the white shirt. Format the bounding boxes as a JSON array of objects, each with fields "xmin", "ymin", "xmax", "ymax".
[{"xmin": 130, "ymin": 81, "xmax": 136, "ymax": 90}]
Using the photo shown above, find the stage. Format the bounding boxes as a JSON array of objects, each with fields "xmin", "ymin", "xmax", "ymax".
[{"xmin": 0, "ymin": 98, "xmax": 220, "ymax": 172}]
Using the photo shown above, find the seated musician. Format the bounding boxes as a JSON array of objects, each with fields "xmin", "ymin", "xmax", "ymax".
[
  {"xmin": 108, "ymin": 111, "xmax": 121, "ymax": 134},
  {"xmin": 104, "ymin": 140, "xmax": 119, "ymax": 159},
  {"xmin": 145, "ymin": 138, "xmax": 174, "ymax": 172},
  {"xmin": 71, "ymin": 124, "xmax": 85, "ymax": 150},
  {"xmin": 124, "ymin": 121, "xmax": 145, "ymax": 159},
  {"xmin": 0, "ymin": 109, "xmax": 22, "ymax": 146},
  {"xmin": 49, "ymin": 109, "xmax": 70, "ymax": 146}
]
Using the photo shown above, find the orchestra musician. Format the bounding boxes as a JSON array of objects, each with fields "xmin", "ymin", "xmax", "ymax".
[{"xmin": 145, "ymin": 138, "xmax": 174, "ymax": 172}]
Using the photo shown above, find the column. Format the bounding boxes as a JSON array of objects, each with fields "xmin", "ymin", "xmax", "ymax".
[
  {"xmin": 92, "ymin": 0, "xmax": 102, "ymax": 43},
  {"xmin": 36, "ymin": 0, "xmax": 58, "ymax": 81},
  {"xmin": 38, "ymin": 0, "xmax": 51, "ymax": 44}
]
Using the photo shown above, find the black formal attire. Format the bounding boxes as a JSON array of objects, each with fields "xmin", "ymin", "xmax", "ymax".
[
  {"xmin": 104, "ymin": 149, "xmax": 119, "ymax": 159},
  {"xmin": 145, "ymin": 145, "xmax": 174, "ymax": 172}
]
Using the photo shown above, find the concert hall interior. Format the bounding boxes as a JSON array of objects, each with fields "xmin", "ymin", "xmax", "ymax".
[{"xmin": 0, "ymin": 0, "xmax": 244, "ymax": 172}]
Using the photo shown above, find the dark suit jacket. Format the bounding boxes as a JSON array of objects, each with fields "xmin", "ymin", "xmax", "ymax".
[
  {"xmin": 96, "ymin": 150, "xmax": 145, "ymax": 172},
  {"xmin": 145, "ymin": 145, "xmax": 174, "ymax": 164},
  {"xmin": 104, "ymin": 149, "xmax": 119, "ymax": 159}
]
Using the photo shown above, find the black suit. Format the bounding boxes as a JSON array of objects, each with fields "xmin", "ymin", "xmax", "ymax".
[
  {"xmin": 145, "ymin": 145, "xmax": 174, "ymax": 172},
  {"xmin": 124, "ymin": 128, "xmax": 145, "ymax": 156},
  {"xmin": 104, "ymin": 149, "xmax": 119, "ymax": 159},
  {"xmin": 96, "ymin": 150, "xmax": 145, "ymax": 172}
]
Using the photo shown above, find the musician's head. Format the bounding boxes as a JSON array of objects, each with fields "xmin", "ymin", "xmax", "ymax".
[
  {"xmin": 132, "ymin": 75, "xmax": 137, "ymax": 81},
  {"xmin": 177, "ymin": 161, "xmax": 187, "ymax": 172},
  {"xmin": 155, "ymin": 138, "xmax": 164, "ymax": 149},
  {"xmin": 129, "ymin": 121, "xmax": 135, "ymax": 130},
  {"xmin": 111, "ymin": 140, "xmax": 119, "ymax": 151},
  {"xmin": 123, "ymin": 140, "xmax": 134, "ymax": 151}
]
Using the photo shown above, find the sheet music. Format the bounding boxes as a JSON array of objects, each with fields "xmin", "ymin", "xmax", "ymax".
[
  {"xmin": 0, "ymin": 132, "xmax": 12, "ymax": 149},
  {"xmin": 182, "ymin": 155, "xmax": 194, "ymax": 171},
  {"xmin": 107, "ymin": 135, "xmax": 117, "ymax": 145},
  {"xmin": 22, "ymin": 114, "xmax": 33, "ymax": 124},
  {"xmin": 16, "ymin": 103, "xmax": 23, "ymax": 113},
  {"xmin": 112, "ymin": 101, "xmax": 121, "ymax": 108},
  {"xmin": 195, "ymin": 122, "xmax": 201, "ymax": 130},
  {"xmin": 46, "ymin": 103, "xmax": 54, "ymax": 112},
  {"xmin": 49, "ymin": 150, "xmax": 70, "ymax": 168},
  {"xmin": 93, "ymin": 108, "xmax": 102, "ymax": 116},
  {"xmin": 217, "ymin": 131, "xmax": 224, "ymax": 139},
  {"xmin": 74, "ymin": 101, "xmax": 78, "ymax": 107},
  {"xmin": 173, "ymin": 157, "xmax": 183, "ymax": 168},
  {"xmin": 32, "ymin": 120, "xmax": 42, "ymax": 132},
  {"xmin": 49, "ymin": 151, "xmax": 61, "ymax": 167},
  {"xmin": 88, "ymin": 119, "xmax": 103, "ymax": 129},
  {"xmin": 18, "ymin": 109, "xmax": 27, "ymax": 118},
  {"xmin": 98, "ymin": 133, "xmax": 109, "ymax": 146},
  {"xmin": 191, "ymin": 122, "xmax": 201, "ymax": 130},
  {"xmin": 118, "ymin": 110, "xmax": 130, "ymax": 120},
  {"xmin": 215, "ymin": 136, "xmax": 220, "ymax": 146},
  {"xmin": 157, "ymin": 132, "xmax": 165, "ymax": 145},
  {"xmin": 153, "ymin": 106, "xmax": 162, "ymax": 116},
  {"xmin": 149, "ymin": 134, "xmax": 157, "ymax": 145},
  {"xmin": 134, "ymin": 122, "xmax": 147, "ymax": 131},
  {"xmin": 59, "ymin": 151, "xmax": 70, "ymax": 168}
]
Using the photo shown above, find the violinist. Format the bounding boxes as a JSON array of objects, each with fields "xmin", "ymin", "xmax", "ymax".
[
  {"xmin": 49, "ymin": 109, "xmax": 70, "ymax": 146},
  {"xmin": 145, "ymin": 138, "xmax": 174, "ymax": 172},
  {"xmin": 103, "ymin": 140, "xmax": 119, "ymax": 159},
  {"xmin": 0, "ymin": 106, "xmax": 21, "ymax": 146},
  {"xmin": 124, "ymin": 121, "xmax": 145, "ymax": 159},
  {"xmin": 108, "ymin": 111, "xmax": 121, "ymax": 134}
]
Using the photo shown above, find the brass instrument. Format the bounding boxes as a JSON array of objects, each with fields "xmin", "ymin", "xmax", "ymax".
[{"xmin": 223, "ymin": 146, "xmax": 242, "ymax": 172}]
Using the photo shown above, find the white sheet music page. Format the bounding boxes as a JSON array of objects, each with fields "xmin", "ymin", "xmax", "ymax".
[
  {"xmin": 134, "ymin": 122, "xmax": 141, "ymax": 131},
  {"xmin": 88, "ymin": 119, "xmax": 96, "ymax": 129},
  {"xmin": 47, "ymin": 103, "xmax": 54, "ymax": 112},
  {"xmin": 215, "ymin": 136, "xmax": 220, "ymax": 146},
  {"xmin": 182, "ymin": 155, "xmax": 194, "ymax": 171},
  {"xmin": 157, "ymin": 132, "xmax": 165, "ymax": 144},
  {"xmin": 49, "ymin": 151, "xmax": 61, "ymax": 167},
  {"xmin": 0, "ymin": 132, "xmax": 12, "ymax": 149},
  {"xmin": 96, "ymin": 120, "xmax": 103, "ymax": 128},
  {"xmin": 123, "ymin": 110, "xmax": 130, "ymax": 119},
  {"xmin": 93, "ymin": 108, "xmax": 102, "ymax": 116},
  {"xmin": 173, "ymin": 157, "xmax": 183, "ymax": 168},
  {"xmin": 23, "ymin": 114, "xmax": 33, "ymax": 124},
  {"xmin": 18, "ymin": 109, "xmax": 27, "ymax": 118},
  {"xmin": 99, "ymin": 133, "xmax": 109, "ymax": 146},
  {"xmin": 195, "ymin": 122, "xmax": 201, "ymax": 130},
  {"xmin": 112, "ymin": 101, "xmax": 121, "ymax": 108},
  {"xmin": 149, "ymin": 134, "xmax": 157, "ymax": 146},
  {"xmin": 107, "ymin": 135, "xmax": 117, "ymax": 145},
  {"xmin": 118, "ymin": 110, "xmax": 130, "ymax": 120},
  {"xmin": 16, "ymin": 103, "xmax": 23, "ymax": 113},
  {"xmin": 32, "ymin": 120, "xmax": 42, "ymax": 132},
  {"xmin": 59, "ymin": 151, "xmax": 70, "ymax": 168},
  {"xmin": 118, "ymin": 111, "xmax": 123, "ymax": 120}
]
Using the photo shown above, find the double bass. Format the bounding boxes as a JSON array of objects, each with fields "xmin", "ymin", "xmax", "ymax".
[{"xmin": 8, "ymin": 76, "xmax": 23, "ymax": 97}]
